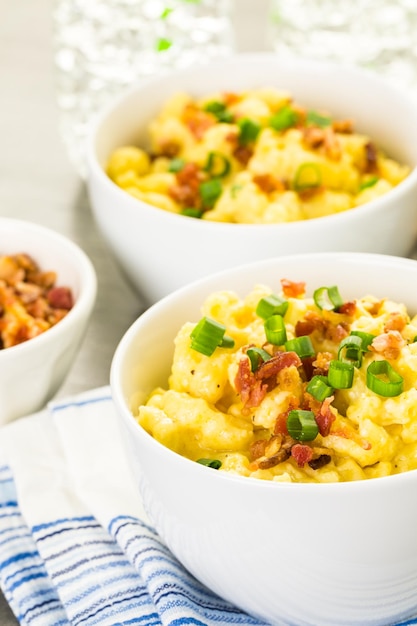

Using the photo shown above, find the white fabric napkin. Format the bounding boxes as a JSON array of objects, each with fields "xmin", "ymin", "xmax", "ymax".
[
  {"xmin": 0, "ymin": 386, "xmax": 415, "ymax": 626},
  {"xmin": 0, "ymin": 387, "xmax": 268, "ymax": 626}
]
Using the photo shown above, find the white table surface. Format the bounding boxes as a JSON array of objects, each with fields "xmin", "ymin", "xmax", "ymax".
[{"xmin": 2, "ymin": 2, "xmax": 417, "ymax": 624}]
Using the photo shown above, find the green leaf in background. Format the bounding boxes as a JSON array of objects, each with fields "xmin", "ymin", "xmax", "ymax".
[
  {"xmin": 160, "ymin": 7, "xmax": 173, "ymax": 19},
  {"xmin": 156, "ymin": 38, "xmax": 173, "ymax": 52}
]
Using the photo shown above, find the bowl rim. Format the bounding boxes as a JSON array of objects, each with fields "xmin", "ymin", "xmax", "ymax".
[
  {"xmin": 110, "ymin": 250, "xmax": 417, "ymax": 493},
  {"xmin": 0, "ymin": 217, "xmax": 97, "ymax": 360},
  {"xmin": 86, "ymin": 52, "xmax": 417, "ymax": 231}
]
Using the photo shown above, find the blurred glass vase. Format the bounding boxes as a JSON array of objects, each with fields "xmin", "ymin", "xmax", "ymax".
[{"xmin": 53, "ymin": 0, "xmax": 234, "ymax": 176}]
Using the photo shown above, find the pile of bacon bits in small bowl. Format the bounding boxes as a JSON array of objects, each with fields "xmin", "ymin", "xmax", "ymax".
[{"xmin": 0, "ymin": 253, "xmax": 74, "ymax": 350}]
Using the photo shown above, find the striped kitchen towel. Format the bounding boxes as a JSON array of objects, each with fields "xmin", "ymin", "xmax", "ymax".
[{"xmin": 0, "ymin": 387, "xmax": 270, "ymax": 626}]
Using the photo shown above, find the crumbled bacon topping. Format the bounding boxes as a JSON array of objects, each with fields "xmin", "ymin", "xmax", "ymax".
[
  {"xmin": 281, "ymin": 278, "xmax": 306, "ymax": 298},
  {"xmin": 370, "ymin": 330, "xmax": 405, "ymax": 360}
]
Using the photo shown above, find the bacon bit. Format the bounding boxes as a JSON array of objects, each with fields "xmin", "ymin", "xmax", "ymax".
[
  {"xmin": 365, "ymin": 141, "xmax": 378, "ymax": 173},
  {"xmin": 298, "ymin": 186, "xmax": 325, "ymax": 201},
  {"xmin": 250, "ymin": 438, "xmax": 268, "ymax": 460},
  {"xmin": 273, "ymin": 400, "xmax": 299, "ymax": 435},
  {"xmin": 370, "ymin": 330, "xmax": 405, "ymax": 360},
  {"xmin": 250, "ymin": 434, "xmax": 293, "ymax": 470},
  {"xmin": 157, "ymin": 140, "xmax": 180, "ymax": 158},
  {"xmin": 252, "ymin": 174, "xmax": 286, "ymax": 194},
  {"xmin": 325, "ymin": 322, "xmax": 349, "ymax": 343},
  {"xmin": 302, "ymin": 126, "xmax": 325, "ymax": 149},
  {"xmin": 295, "ymin": 311, "xmax": 324, "ymax": 337},
  {"xmin": 384, "ymin": 311, "xmax": 407, "ymax": 333},
  {"xmin": 312, "ymin": 351, "xmax": 333, "ymax": 374},
  {"xmin": 315, "ymin": 396, "xmax": 336, "ymax": 437},
  {"xmin": 168, "ymin": 162, "xmax": 205, "ymax": 208},
  {"xmin": 47, "ymin": 286, "xmax": 73, "ymax": 310},
  {"xmin": 182, "ymin": 104, "xmax": 215, "ymax": 140},
  {"xmin": 281, "ymin": 278, "xmax": 306, "ymax": 298},
  {"xmin": 223, "ymin": 91, "xmax": 240, "ymax": 106},
  {"xmin": 308, "ymin": 454, "xmax": 331, "ymax": 470},
  {"xmin": 291, "ymin": 443, "xmax": 313, "ymax": 467},
  {"xmin": 225, "ymin": 131, "xmax": 238, "ymax": 144},
  {"xmin": 338, "ymin": 300, "xmax": 356, "ymax": 316},
  {"xmin": 332, "ymin": 118, "xmax": 354, "ymax": 134},
  {"xmin": 233, "ymin": 144, "xmax": 253, "ymax": 165},
  {"xmin": 323, "ymin": 127, "xmax": 342, "ymax": 161}
]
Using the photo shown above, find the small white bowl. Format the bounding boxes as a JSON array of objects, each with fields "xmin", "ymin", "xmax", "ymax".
[
  {"xmin": 87, "ymin": 53, "xmax": 417, "ymax": 304},
  {"xmin": 0, "ymin": 218, "xmax": 97, "ymax": 425},
  {"xmin": 111, "ymin": 252, "xmax": 417, "ymax": 626}
]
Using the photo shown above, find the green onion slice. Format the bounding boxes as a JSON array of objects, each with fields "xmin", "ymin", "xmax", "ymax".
[
  {"xmin": 306, "ymin": 375, "xmax": 334, "ymax": 402},
  {"xmin": 190, "ymin": 316, "xmax": 229, "ymax": 356},
  {"xmin": 359, "ymin": 176, "xmax": 379, "ymax": 191},
  {"xmin": 246, "ymin": 347, "xmax": 272, "ymax": 372},
  {"xmin": 264, "ymin": 315, "xmax": 287, "ymax": 345},
  {"xmin": 199, "ymin": 178, "xmax": 222, "ymax": 208},
  {"xmin": 238, "ymin": 118, "xmax": 261, "ymax": 145},
  {"xmin": 313, "ymin": 285, "xmax": 344, "ymax": 311},
  {"xmin": 287, "ymin": 409, "xmax": 319, "ymax": 442},
  {"xmin": 306, "ymin": 110, "xmax": 332, "ymax": 127},
  {"xmin": 220, "ymin": 335, "xmax": 235, "ymax": 349},
  {"xmin": 196, "ymin": 458, "xmax": 222, "ymax": 469},
  {"xmin": 338, "ymin": 335, "xmax": 363, "ymax": 368},
  {"xmin": 284, "ymin": 336, "xmax": 315, "ymax": 358},
  {"xmin": 256, "ymin": 294, "xmax": 289, "ymax": 320},
  {"xmin": 203, "ymin": 101, "xmax": 234, "ymax": 123},
  {"xmin": 181, "ymin": 208, "xmax": 203, "ymax": 218},
  {"xmin": 156, "ymin": 37, "xmax": 172, "ymax": 52},
  {"xmin": 328, "ymin": 360, "xmax": 354, "ymax": 389},
  {"xmin": 269, "ymin": 106, "xmax": 298, "ymax": 131},
  {"xmin": 169, "ymin": 158, "xmax": 185, "ymax": 172},
  {"xmin": 293, "ymin": 162, "xmax": 322, "ymax": 192},
  {"xmin": 350, "ymin": 330, "xmax": 376, "ymax": 352},
  {"xmin": 204, "ymin": 151, "xmax": 231, "ymax": 178},
  {"xmin": 366, "ymin": 360, "xmax": 404, "ymax": 397}
]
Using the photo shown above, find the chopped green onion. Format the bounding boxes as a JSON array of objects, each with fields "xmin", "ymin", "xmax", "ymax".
[
  {"xmin": 328, "ymin": 360, "xmax": 354, "ymax": 389},
  {"xmin": 238, "ymin": 118, "xmax": 261, "ymax": 145},
  {"xmin": 204, "ymin": 151, "xmax": 231, "ymax": 178},
  {"xmin": 359, "ymin": 176, "xmax": 379, "ymax": 191},
  {"xmin": 293, "ymin": 162, "xmax": 322, "ymax": 192},
  {"xmin": 307, "ymin": 110, "xmax": 332, "ymax": 127},
  {"xmin": 190, "ymin": 316, "xmax": 228, "ymax": 356},
  {"xmin": 181, "ymin": 208, "xmax": 203, "ymax": 218},
  {"xmin": 160, "ymin": 7, "xmax": 173, "ymax": 19},
  {"xmin": 156, "ymin": 37, "xmax": 172, "ymax": 51},
  {"xmin": 169, "ymin": 158, "xmax": 185, "ymax": 172},
  {"xmin": 220, "ymin": 335, "xmax": 235, "ymax": 349},
  {"xmin": 246, "ymin": 347, "xmax": 272, "ymax": 372},
  {"xmin": 284, "ymin": 336, "xmax": 315, "ymax": 358},
  {"xmin": 287, "ymin": 409, "xmax": 319, "ymax": 442},
  {"xmin": 197, "ymin": 458, "xmax": 222, "ymax": 469},
  {"xmin": 264, "ymin": 315, "xmax": 287, "ymax": 345},
  {"xmin": 338, "ymin": 335, "xmax": 363, "ymax": 368},
  {"xmin": 256, "ymin": 294, "xmax": 289, "ymax": 319},
  {"xmin": 313, "ymin": 285, "xmax": 343, "ymax": 311},
  {"xmin": 199, "ymin": 178, "xmax": 222, "ymax": 208},
  {"xmin": 269, "ymin": 106, "xmax": 298, "ymax": 131},
  {"xmin": 203, "ymin": 101, "xmax": 234, "ymax": 123},
  {"xmin": 306, "ymin": 375, "xmax": 334, "ymax": 402},
  {"xmin": 350, "ymin": 330, "xmax": 376, "ymax": 352},
  {"xmin": 413, "ymin": 336, "xmax": 417, "ymax": 343},
  {"xmin": 366, "ymin": 360, "xmax": 404, "ymax": 397}
]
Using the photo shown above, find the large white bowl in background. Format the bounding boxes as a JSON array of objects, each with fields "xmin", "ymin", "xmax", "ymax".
[
  {"xmin": 0, "ymin": 218, "xmax": 97, "ymax": 425},
  {"xmin": 87, "ymin": 53, "xmax": 417, "ymax": 305},
  {"xmin": 111, "ymin": 252, "xmax": 417, "ymax": 626}
]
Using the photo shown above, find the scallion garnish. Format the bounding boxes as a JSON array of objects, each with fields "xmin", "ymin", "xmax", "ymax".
[
  {"xmin": 199, "ymin": 178, "xmax": 222, "ymax": 208},
  {"xmin": 366, "ymin": 360, "xmax": 404, "ymax": 397},
  {"xmin": 337, "ymin": 335, "xmax": 363, "ymax": 368},
  {"xmin": 264, "ymin": 314, "xmax": 287, "ymax": 345},
  {"xmin": 220, "ymin": 335, "xmax": 235, "ymax": 349},
  {"xmin": 287, "ymin": 409, "xmax": 319, "ymax": 442},
  {"xmin": 284, "ymin": 336, "xmax": 315, "ymax": 358},
  {"xmin": 328, "ymin": 360, "xmax": 354, "ymax": 389},
  {"xmin": 313, "ymin": 285, "xmax": 343, "ymax": 311},
  {"xmin": 181, "ymin": 208, "xmax": 203, "ymax": 218},
  {"xmin": 197, "ymin": 458, "xmax": 222, "ymax": 469},
  {"xmin": 359, "ymin": 176, "xmax": 379, "ymax": 191},
  {"xmin": 190, "ymin": 316, "xmax": 233, "ymax": 356},
  {"xmin": 306, "ymin": 375, "xmax": 334, "ymax": 402},
  {"xmin": 256, "ymin": 294, "xmax": 289, "ymax": 319},
  {"xmin": 269, "ymin": 106, "xmax": 298, "ymax": 131},
  {"xmin": 204, "ymin": 151, "xmax": 231, "ymax": 178},
  {"xmin": 203, "ymin": 101, "xmax": 234, "ymax": 123},
  {"xmin": 238, "ymin": 118, "xmax": 261, "ymax": 145},
  {"xmin": 246, "ymin": 347, "xmax": 271, "ymax": 372},
  {"xmin": 293, "ymin": 162, "xmax": 322, "ymax": 192},
  {"xmin": 306, "ymin": 110, "xmax": 332, "ymax": 127},
  {"xmin": 169, "ymin": 158, "xmax": 185, "ymax": 172},
  {"xmin": 350, "ymin": 330, "xmax": 376, "ymax": 352}
]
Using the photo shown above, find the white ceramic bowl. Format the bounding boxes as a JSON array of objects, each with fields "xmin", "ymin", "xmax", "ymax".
[
  {"xmin": 87, "ymin": 53, "xmax": 417, "ymax": 304},
  {"xmin": 0, "ymin": 218, "xmax": 97, "ymax": 424},
  {"xmin": 111, "ymin": 251, "xmax": 417, "ymax": 626}
]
